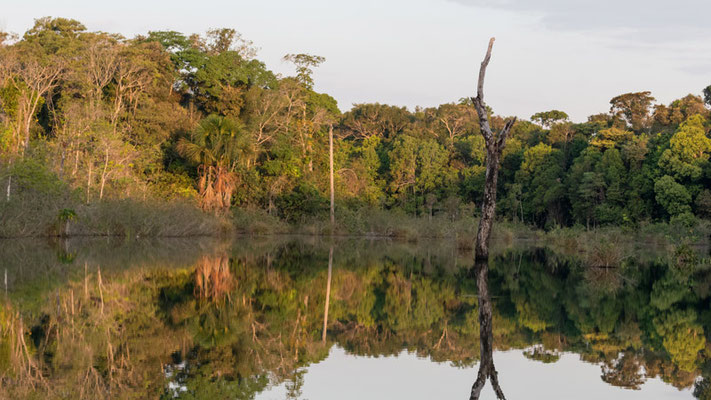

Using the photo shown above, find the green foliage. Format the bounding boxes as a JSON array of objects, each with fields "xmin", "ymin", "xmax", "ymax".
[
  {"xmin": 653, "ymin": 310, "xmax": 705, "ymax": 372},
  {"xmin": 1, "ymin": 16, "xmax": 711, "ymax": 238},
  {"xmin": 276, "ymin": 182, "xmax": 328, "ymax": 223},
  {"xmin": 658, "ymin": 115, "xmax": 711, "ymax": 180},
  {"xmin": 609, "ymin": 91, "xmax": 655, "ymax": 131},
  {"xmin": 655, "ymin": 175, "xmax": 691, "ymax": 217},
  {"xmin": 282, "ymin": 53, "xmax": 325, "ymax": 89},
  {"xmin": 531, "ymin": 109, "xmax": 568, "ymax": 128}
]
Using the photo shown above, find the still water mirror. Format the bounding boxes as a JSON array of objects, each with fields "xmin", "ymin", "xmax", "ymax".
[{"xmin": 1, "ymin": 236, "xmax": 708, "ymax": 399}]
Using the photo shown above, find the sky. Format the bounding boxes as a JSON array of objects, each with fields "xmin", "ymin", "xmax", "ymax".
[
  {"xmin": 1, "ymin": 0, "xmax": 710, "ymax": 122},
  {"xmin": 254, "ymin": 347, "xmax": 692, "ymax": 399}
]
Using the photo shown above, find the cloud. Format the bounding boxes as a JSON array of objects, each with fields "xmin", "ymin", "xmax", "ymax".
[{"xmin": 447, "ymin": 0, "xmax": 711, "ymax": 41}]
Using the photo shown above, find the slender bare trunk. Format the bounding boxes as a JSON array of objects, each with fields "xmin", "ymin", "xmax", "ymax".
[
  {"xmin": 72, "ymin": 150, "xmax": 79, "ymax": 177},
  {"xmin": 329, "ymin": 125, "xmax": 335, "ymax": 231},
  {"xmin": 86, "ymin": 159, "xmax": 92, "ymax": 204},
  {"xmin": 322, "ymin": 245, "xmax": 333, "ymax": 343},
  {"xmin": 100, "ymin": 147, "xmax": 108, "ymax": 200},
  {"xmin": 5, "ymin": 174, "xmax": 10, "ymax": 202}
]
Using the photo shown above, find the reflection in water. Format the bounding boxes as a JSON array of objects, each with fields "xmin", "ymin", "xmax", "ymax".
[
  {"xmin": 0, "ymin": 237, "xmax": 708, "ymax": 399},
  {"xmin": 194, "ymin": 254, "xmax": 234, "ymax": 301},
  {"xmin": 470, "ymin": 261, "xmax": 506, "ymax": 399},
  {"xmin": 322, "ymin": 245, "xmax": 333, "ymax": 343}
]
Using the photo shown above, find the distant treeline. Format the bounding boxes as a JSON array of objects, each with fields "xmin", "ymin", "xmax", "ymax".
[{"xmin": 1, "ymin": 17, "xmax": 711, "ymax": 229}]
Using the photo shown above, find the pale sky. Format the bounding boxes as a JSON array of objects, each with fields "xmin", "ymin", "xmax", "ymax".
[
  {"xmin": 2, "ymin": 0, "xmax": 710, "ymax": 122},
  {"xmin": 255, "ymin": 347, "xmax": 692, "ymax": 399}
]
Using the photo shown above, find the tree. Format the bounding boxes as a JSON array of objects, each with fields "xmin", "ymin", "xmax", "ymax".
[
  {"xmin": 341, "ymin": 103, "xmax": 411, "ymax": 140},
  {"xmin": 695, "ymin": 190, "xmax": 711, "ymax": 218},
  {"xmin": 430, "ymin": 103, "xmax": 477, "ymax": 148},
  {"xmin": 0, "ymin": 42, "xmax": 63, "ymax": 154},
  {"xmin": 609, "ymin": 91, "xmax": 655, "ymax": 132},
  {"xmin": 531, "ymin": 110, "xmax": 568, "ymax": 128},
  {"xmin": 177, "ymin": 115, "xmax": 250, "ymax": 212},
  {"xmin": 577, "ymin": 172, "xmax": 605, "ymax": 229},
  {"xmin": 388, "ymin": 135, "xmax": 418, "ymax": 208},
  {"xmin": 658, "ymin": 115, "xmax": 711, "ymax": 181},
  {"xmin": 202, "ymin": 28, "xmax": 256, "ymax": 58},
  {"xmin": 653, "ymin": 95, "xmax": 707, "ymax": 127},
  {"xmin": 469, "ymin": 37, "xmax": 515, "ymax": 400},
  {"xmin": 517, "ymin": 143, "xmax": 565, "ymax": 226},
  {"xmin": 654, "ymin": 175, "xmax": 691, "ymax": 217},
  {"xmin": 282, "ymin": 53, "xmax": 325, "ymax": 89},
  {"xmin": 590, "ymin": 127, "xmax": 633, "ymax": 150},
  {"xmin": 548, "ymin": 122, "xmax": 574, "ymax": 146},
  {"xmin": 703, "ymin": 85, "xmax": 711, "ymax": 107}
]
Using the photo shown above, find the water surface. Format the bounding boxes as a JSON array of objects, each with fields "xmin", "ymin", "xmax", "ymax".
[{"xmin": 1, "ymin": 236, "xmax": 708, "ymax": 399}]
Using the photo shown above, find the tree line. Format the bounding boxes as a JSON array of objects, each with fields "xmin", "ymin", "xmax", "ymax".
[{"xmin": 2, "ymin": 17, "xmax": 711, "ymax": 228}]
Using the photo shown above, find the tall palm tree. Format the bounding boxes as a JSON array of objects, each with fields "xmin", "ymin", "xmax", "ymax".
[{"xmin": 177, "ymin": 114, "xmax": 253, "ymax": 212}]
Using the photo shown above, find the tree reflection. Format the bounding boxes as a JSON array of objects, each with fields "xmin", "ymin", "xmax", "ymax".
[
  {"xmin": 469, "ymin": 261, "xmax": 506, "ymax": 400},
  {"xmin": 1, "ymin": 238, "xmax": 709, "ymax": 399}
]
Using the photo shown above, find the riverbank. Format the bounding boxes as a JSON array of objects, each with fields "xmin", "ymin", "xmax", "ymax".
[
  {"xmin": 3, "ymin": 193, "xmax": 710, "ymax": 247},
  {"xmin": 0, "ymin": 197, "xmax": 231, "ymax": 238}
]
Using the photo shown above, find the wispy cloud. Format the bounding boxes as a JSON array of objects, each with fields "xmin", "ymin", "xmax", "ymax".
[{"xmin": 447, "ymin": 0, "xmax": 711, "ymax": 42}]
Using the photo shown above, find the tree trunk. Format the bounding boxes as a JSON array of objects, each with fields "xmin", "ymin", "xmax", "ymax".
[
  {"xmin": 329, "ymin": 125, "xmax": 335, "ymax": 231},
  {"xmin": 5, "ymin": 173, "xmax": 10, "ymax": 202},
  {"xmin": 72, "ymin": 150, "xmax": 79, "ymax": 177},
  {"xmin": 322, "ymin": 245, "xmax": 333, "ymax": 343},
  {"xmin": 59, "ymin": 148, "xmax": 65, "ymax": 179},
  {"xmin": 86, "ymin": 161, "xmax": 92, "ymax": 204},
  {"xmin": 100, "ymin": 148, "xmax": 108, "ymax": 200},
  {"xmin": 468, "ymin": 37, "xmax": 516, "ymax": 400}
]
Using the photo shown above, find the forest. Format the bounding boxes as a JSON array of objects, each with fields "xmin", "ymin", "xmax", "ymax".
[{"xmin": 2, "ymin": 17, "xmax": 711, "ymax": 236}]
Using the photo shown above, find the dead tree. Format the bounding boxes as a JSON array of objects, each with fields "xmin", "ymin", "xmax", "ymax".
[{"xmin": 469, "ymin": 37, "xmax": 516, "ymax": 400}]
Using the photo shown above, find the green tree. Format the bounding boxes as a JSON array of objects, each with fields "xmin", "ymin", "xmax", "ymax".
[
  {"xmin": 609, "ymin": 91, "xmax": 655, "ymax": 132},
  {"xmin": 282, "ymin": 53, "xmax": 325, "ymax": 89},
  {"xmin": 590, "ymin": 127, "xmax": 633, "ymax": 150},
  {"xmin": 531, "ymin": 110, "xmax": 568, "ymax": 128},
  {"xmin": 516, "ymin": 143, "xmax": 566, "ymax": 226},
  {"xmin": 658, "ymin": 115, "xmax": 711, "ymax": 181},
  {"xmin": 654, "ymin": 175, "xmax": 691, "ymax": 217},
  {"xmin": 177, "ymin": 115, "xmax": 251, "ymax": 211}
]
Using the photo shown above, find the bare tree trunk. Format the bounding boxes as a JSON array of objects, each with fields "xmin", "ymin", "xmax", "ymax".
[
  {"xmin": 100, "ymin": 147, "xmax": 108, "ymax": 200},
  {"xmin": 5, "ymin": 173, "xmax": 10, "ymax": 202},
  {"xmin": 469, "ymin": 37, "xmax": 516, "ymax": 400},
  {"xmin": 322, "ymin": 245, "xmax": 333, "ymax": 343},
  {"xmin": 86, "ymin": 160, "xmax": 92, "ymax": 204},
  {"xmin": 329, "ymin": 125, "xmax": 335, "ymax": 231},
  {"xmin": 59, "ymin": 148, "xmax": 65, "ymax": 179},
  {"xmin": 72, "ymin": 150, "xmax": 79, "ymax": 177}
]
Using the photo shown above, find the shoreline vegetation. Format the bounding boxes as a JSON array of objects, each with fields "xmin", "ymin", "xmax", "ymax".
[
  {"xmin": 1, "ymin": 18, "xmax": 711, "ymax": 248},
  {"xmin": 2, "ymin": 188, "xmax": 710, "ymax": 251}
]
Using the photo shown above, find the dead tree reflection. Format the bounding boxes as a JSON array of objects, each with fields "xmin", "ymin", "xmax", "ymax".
[
  {"xmin": 469, "ymin": 260, "xmax": 506, "ymax": 399},
  {"xmin": 468, "ymin": 37, "xmax": 515, "ymax": 400}
]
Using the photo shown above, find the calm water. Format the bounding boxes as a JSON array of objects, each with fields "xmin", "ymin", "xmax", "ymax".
[{"xmin": 0, "ymin": 236, "xmax": 708, "ymax": 399}]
